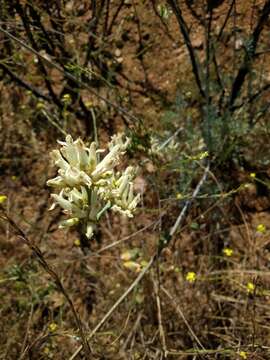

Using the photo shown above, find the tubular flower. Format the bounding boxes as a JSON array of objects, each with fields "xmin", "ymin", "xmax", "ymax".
[
  {"xmin": 47, "ymin": 134, "xmax": 140, "ymax": 238},
  {"xmin": 111, "ymin": 179, "xmax": 140, "ymax": 218}
]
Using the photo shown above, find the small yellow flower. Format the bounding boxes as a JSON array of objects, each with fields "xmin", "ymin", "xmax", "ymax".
[
  {"xmin": 85, "ymin": 100, "xmax": 93, "ymax": 108},
  {"xmin": 239, "ymin": 351, "xmax": 247, "ymax": 359},
  {"xmin": 176, "ymin": 193, "xmax": 182, "ymax": 200},
  {"xmin": 0, "ymin": 195, "xmax": 7, "ymax": 204},
  {"xmin": 120, "ymin": 248, "xmax": 140, "ymax": 261},
  {"xmin": 36, "ymin": 101, "xmax": 45, "ymax": 110},
  {"xmin": 123, "ymin": 261, "xmax": 141, "ymax": 273},
  {"xmin": 250, "ymin": 172, "xmax": 256, "ymax": 178},
  {"xmin": 48, "ymin": 322, "xmax": 58, "ymax": 332},
  {"xmin": 62, "ymin": 93, "xmax": 71, "ymax": 103},
  {"xmin": 186, "ymin": 272, "xmax": 196, "ymax": 283},
  {"xmin": 256, "ymin": 224, "xmax": 266, "ymax": 234},
  {"xmin": 43, "ymin": 347, "xmax": 50, "ymax": 355},
  {"xmin": 11, "ymin": 175, "xmax": 17, "ymax": 181},
  {"xmin": 74, "ymin": 239, "xmax": 81, "ymax": 247},
  {"xmin": 246, "ymin": 282, "xmax": 255, "ymax": 294},
  {"xmin": 223, "ymin": 247, "xmax": 233, "ymax": 257},
  {"xmin": 198, "ymin": 151, "xmax": 209, "ymax": 160}
]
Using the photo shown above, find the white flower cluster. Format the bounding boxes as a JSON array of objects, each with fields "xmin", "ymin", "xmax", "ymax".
[{"xmin": 47, "ymin": 134, "xmax": 140, "ymax": 239}]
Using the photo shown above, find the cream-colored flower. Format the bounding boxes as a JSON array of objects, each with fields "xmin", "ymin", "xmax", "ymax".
[
  {"xmin": 91, "ymin": 140, "xmax": 128, "ymax": 180},
  {"xmin": 59, "ymin": 217, "xmax": 80, "ymax": 228},
  {"xmin": 47, "ymin": 134, "xmax": 139, "ymax": 239},
  {"xmin": 111, "ymin": 173, "xmax": 140, "ymax": 218},
  {"xmin": 109, "ymin": 133, "xmax": 130, "ymax": 151},
  {"xmin": 51, "ymin": 190, "xmax": 87, "ymax": 218}
]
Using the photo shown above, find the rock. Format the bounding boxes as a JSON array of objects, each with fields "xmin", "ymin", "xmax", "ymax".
[
  {"xmin": 115, "ymin": 49, "xmax": 122, "ymax": 58},
  {"xmin": 192, "ymin": 37, "xmax": 204, "ymax": 49}
]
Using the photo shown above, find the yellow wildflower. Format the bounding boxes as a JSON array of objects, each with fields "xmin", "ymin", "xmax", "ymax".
[
  {"xmin": 43, "ymin": 347, "xmax": 50, "ymax": 355},
  {"xmin": 186, "ymin": 272, "xmax": 196, "ymax": 283},
  {"xmin": 256, "ymin": 224, "xmax": 266, "ymax": 234},
  {"xmin": 246, "ymin": 282, "xmax": 255, "ymax": 294},
  {"xmin": 198, "ymin": 151, "xmax": 208, "ymax": 160},
  {"xmin": 223, "ymin": 247, "xmax": 233, "ymax": 257},
  {"xmin": 85, "ymin": 101, "xmax": 93, "ymax": 108},
  {"xmin": 0, "ymin": 195, "xmax": 7, "ymax": 204},
  {"xmin": 123, "ymin": 261, "xmax": 141, "ymax": 273},
  {"xmin": 74, "ymin": 239, "xmax": 81, "ymax": 247},
  {"xmin": 250, "ymin": 172, "xmax": 256, "ymax": 178},
  {"xmin": 239, "ymin": 351, "xmax": 247, "ymax": 359},
  {"xmin": 120, "ymin": 248, "xmax": 140, "ymax": 261},
  {"xmin": 48, "ymin": 322, "xmax": 58, "ymax": 332},
  {"xmin": 62, "ymin": 93, "xmax": 71, "ymax": 103},
  {"xmin": 11, "ymin": 176, "xmax": 17, "ymax": 181},
  {"xmin": 36, "ymin": 101, "xmax": 45, "ymax": 110},
  {"xmin": 176, "ymin": 193, "xmax": 182, "ymax": 200}
]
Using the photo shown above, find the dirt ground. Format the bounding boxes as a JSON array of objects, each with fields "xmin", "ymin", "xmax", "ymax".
[{"xmin": 1, "ymin": 1, "xmax": 270, "ymax": 359}]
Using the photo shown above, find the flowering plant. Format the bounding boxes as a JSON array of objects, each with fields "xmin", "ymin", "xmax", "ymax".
[{"xmin": 47, "ymin": 134, "xmax": 140, "ymax": 239}]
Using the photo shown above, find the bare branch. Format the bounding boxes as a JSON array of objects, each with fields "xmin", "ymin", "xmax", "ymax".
[
  {"xmin": 166, "ymin": 0, "xmax": 205, "ymax": 98},
  {"xmin": 229, "ymin": 0, "xmax": 270, "ymax": 108}
]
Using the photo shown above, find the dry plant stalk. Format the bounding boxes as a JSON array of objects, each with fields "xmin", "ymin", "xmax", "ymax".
[{"xmin": 0, "ymin": 208, "xmax": 92, "ymax": 358}]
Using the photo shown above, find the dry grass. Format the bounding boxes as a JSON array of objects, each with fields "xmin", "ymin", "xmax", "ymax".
[{"xmin": 1, "ymin": 1, "xmax": 270, "ymax": 359}]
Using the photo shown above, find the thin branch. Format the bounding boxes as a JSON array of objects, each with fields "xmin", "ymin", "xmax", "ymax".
[
  {"xmin": 217, "ymin": 0, "xmax": 235, "ymax": 42},
  {"xmin": 149, "ymin": 0, "xmax": 175, "ymax": 41},
  {"xmin": 107, "ymin": 0, "xmax": 125, "ymax": 35},
  {"xmin": 229, "ymin": 0, "xmax": 270, "ymax": 108},
  {"xmin": 0, "ymin": 63, "xmax": 51, "ymax": 101},
  {"xmin": 161, "ymin": 286, "xmax": 205, "ymax": 351},
  {"xmin": 152, "ymin": 272, "xmax": 168, "ymax": 357},
  {"xmin": 69, "ymin": 255, "xmax": 156, "ymax": 360},
  {"xmin": 169, "ymin": 161, "xmax": 210, "ymax": 239},
  {"xmin": 166, "ymin": 0, "xmax": 205, "ymax": 98},
  {"xmin": 0, "ymin": 26, "xmax": 141, "ymax": 125},
  {"xmin": 184, "ymin": 0, "xmax": 204, "ymax": 25},
  {"xmin": 18, "ymin": 304, "xmax": 34, "ymax": 360},
  {"xmin": 14, "ymin": 0, "xmax": 62, "ymax": 108},
  {"xmin": 0, "ymin": 209, "xmax": 92, "ymax": 358}
]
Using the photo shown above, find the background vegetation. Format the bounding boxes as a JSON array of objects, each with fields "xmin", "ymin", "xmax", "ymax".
[{"xmin": 1, "ymin": 0, "xmax": 270, "ymax": 359}]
